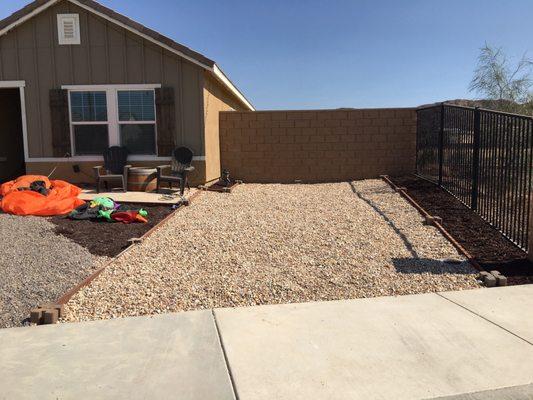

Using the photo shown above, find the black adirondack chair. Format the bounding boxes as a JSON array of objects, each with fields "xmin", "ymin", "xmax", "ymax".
[
  {"xmin": 93, "ymin": 146, "xmax": 131, "ymax": 193},
  {"xmin": 156, "ymin": 147, "xmax": 195, "ymax": 195}
]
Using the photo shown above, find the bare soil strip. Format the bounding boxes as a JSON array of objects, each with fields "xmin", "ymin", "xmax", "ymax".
[
  {"xmin": 390, "ymin": 175, "xmax": 533, "ymax": 285},
  {"xmin": 50, "ymin": 205, "xmax": 174, "ymax": 257}
]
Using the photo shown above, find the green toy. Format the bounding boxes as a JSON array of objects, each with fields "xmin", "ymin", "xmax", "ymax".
[
  {"xmin": 90, "ymin": 197, "xmax": 115, "ymax": 210},
  {"xmin": 98, "ymin": 209, "xmax": 113, "ymax": 221}
]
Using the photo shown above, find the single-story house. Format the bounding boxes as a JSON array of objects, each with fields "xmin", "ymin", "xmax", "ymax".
[{"xmin": 0, "ymin": 0, "xmax": 254, "ymax": 185}]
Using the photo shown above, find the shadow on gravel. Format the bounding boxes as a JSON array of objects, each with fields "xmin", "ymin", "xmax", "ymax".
[
  {"xmin": 348, "ymin": 181, "xmax": 419, "ymax": 258},
  {"xmin": 392, "ymin": 257, "xmax": 478, "ymax": 275},
  {"xmin": 389, "ymin": 175, "xmax": 533, "ymax": 285}
]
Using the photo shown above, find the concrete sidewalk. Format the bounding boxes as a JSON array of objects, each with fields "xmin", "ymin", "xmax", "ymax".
[{"xmin": 0, "ymin": 285, "xmax": 532, "ymax": 400}]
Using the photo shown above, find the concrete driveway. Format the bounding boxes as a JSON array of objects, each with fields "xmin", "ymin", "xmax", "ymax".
[{"xmin": 1, "ymin": 285, "xmax": 532, "ymax": 400}]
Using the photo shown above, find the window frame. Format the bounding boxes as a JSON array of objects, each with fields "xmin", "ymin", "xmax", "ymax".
[
  {"xmin": 117, "ymin": 90, "xmax": 158, "ymax": 155},
  {"xmin": 66, "ymin": 85, "xmax": 159, "ymax": 157},
  {"xmin": 68, "ymin": 90, "xmax": 110, "ymax": 156}
]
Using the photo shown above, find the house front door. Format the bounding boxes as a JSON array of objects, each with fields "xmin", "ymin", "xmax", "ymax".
[{"xmin": 0, "ymin": 88, "xmax": 25, "ymax": 184}]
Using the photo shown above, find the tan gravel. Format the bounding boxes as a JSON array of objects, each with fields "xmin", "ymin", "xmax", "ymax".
[{"xmin": 64, "ymin": 180, "xmax": 481, "ymax": 322}]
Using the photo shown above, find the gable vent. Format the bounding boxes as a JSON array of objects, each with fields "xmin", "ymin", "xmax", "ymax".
[{"xmin": 57, "ymin": 14, "xmax": 80, "ymax": 45}]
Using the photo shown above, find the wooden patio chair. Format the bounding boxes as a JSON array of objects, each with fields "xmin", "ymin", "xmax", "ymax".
[
  {"xmin": 156, "ymin": 147, "xmax": 195, "ymax": 196},
  {"xmin": 93, "ymin": 146, "xmax": 131, "ymax": 193}
]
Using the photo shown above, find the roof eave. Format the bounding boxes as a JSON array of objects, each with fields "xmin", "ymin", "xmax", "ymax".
[
  {"xmin": 0, "ymin": 0, "xmax": 59, "ymax": 37},
  {"xmin": 0, "ymin": 0, "xmax": 255, "ymax": 111},
  {"xmin": 211, "ymin": 65, "xmax": 255, "ymax": 111}
]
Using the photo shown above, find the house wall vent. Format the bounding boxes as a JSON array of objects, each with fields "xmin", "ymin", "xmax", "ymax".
[{"xmin": 57, "ymin": 14, "xmax": 80, "ymax": 45}]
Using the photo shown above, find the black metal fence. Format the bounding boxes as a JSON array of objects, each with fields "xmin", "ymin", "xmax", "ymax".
[{"xmin": 416, "ymin": 103, "xmax": 533, "ymax": 250}]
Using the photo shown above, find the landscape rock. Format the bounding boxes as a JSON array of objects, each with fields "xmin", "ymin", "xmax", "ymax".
[{"xmin": 64, "ymin": 180, "xmax": 482, "ymax": 323}]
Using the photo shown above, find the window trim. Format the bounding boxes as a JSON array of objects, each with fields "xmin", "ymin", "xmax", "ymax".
[
  {"xmin": 67, "ymin": 90, "xmax": 110, "ymax": 156},
  {"xmin": 66, "ymin": 85, "xmax": 159, "ymax": 157}
]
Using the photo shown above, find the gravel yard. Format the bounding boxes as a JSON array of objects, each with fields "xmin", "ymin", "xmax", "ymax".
[
  {"xmin": 0, "ymin": 214, "xmax": 107, "ymax": 328},
  {"xmin": 65, "ymin": 180, "xmax": 481, "ymax": 322}
]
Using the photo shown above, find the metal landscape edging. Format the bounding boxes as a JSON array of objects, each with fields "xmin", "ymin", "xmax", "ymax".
[
  {"xmin": 381, "ymin": 175, "xmax": 510, "ymax": 287},
  {"xmin": 380, "ymin": 175, "xmax": 482, "ymax": 272},
  {"xmin": 29, "ymin": 189, "xmax": 204, "ymax": 325}
]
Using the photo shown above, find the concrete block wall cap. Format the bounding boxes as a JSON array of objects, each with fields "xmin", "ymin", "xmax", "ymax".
[
  {"xmin": 38, "ymin": 303, "xmax": 65, "ymax": 318},
  {"xmin": 496, "ymin": 275, "xmax": 508, "ymax": 286},
  {"xmin": 56, "ymin": 304, "xmax": 65, "ymax": 318},
  {"xmin": 43, "ymin": 310, "xmax": 59, "ymax": 324},
  {"xmin": 30, "ymin": 309, "xmax": 44, "ymax": 325},
  {"xmin": 484, "ymin": 274, "xmax": 497, "ymax": 287},
  {"xmin": 424, "ymin": 215, "xmax": 443, "ymax": 226},
  {"xmin": 424, "ymin": 216, "xmax": 434, "ymax": 225}
]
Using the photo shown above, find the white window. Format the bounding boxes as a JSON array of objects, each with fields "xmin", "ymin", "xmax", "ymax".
[
  {"xmin": 117, "ymin": 91, "xmax": 157, "ymax": 155},
  {"xmin": 70, "ymin": 91, "xmax": 109, "ymax": 155},
  {"xmin": 57, "ymin": 14, "xmax": 80, "ymax": 45},
  {"xmin": 67, "ymin": 86, "xmax": 158, "ymax": 157}
]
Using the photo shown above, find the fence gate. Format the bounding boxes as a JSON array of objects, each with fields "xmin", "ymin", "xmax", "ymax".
[{"xmin": 416, "ymin": 103, "xmax": 533, "ymax": 251}]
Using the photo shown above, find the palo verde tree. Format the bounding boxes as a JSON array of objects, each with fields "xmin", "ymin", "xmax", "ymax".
[{"xmin": 469, "ymin": 43, "xmax": 533, "ymax": 114}]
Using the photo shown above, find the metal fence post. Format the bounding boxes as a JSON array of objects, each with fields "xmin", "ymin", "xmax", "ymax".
[
  {"xmin": 438, "ymin": 103, "xmax": 444, "ymax": 186},
  {"xmin": 529, "ymin": 195, "xmax": 533, "ymax": 258},
  {"xmin": 415, "ymin": 110, "xmax": 419, "ymax": 175},
  {"xmin": 471, "ymin": 107, "xmax": 481, "ymax": 210}
]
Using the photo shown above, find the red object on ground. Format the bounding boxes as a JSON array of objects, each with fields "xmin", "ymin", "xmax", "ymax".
[
  {"xmin": 0, "ymin": 175, "xmax": 85, "ymax": 216},
  {"xmin": 111, "ymin": 211, "xmax": 148, "ymax": 224}
]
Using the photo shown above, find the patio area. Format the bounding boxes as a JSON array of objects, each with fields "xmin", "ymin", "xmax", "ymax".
[
  {"xmin": 78, "ymin": 187, "xmax": 198, "ymax": 205},
  {"xmin": 64, "ymin": 179, "xmax": 481, "ymax": 322}
]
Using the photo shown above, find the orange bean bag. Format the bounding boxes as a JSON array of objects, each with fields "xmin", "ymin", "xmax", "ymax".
[{"xmin": 0, "ymin": 175, "xmax": 85, "ymax": 216}]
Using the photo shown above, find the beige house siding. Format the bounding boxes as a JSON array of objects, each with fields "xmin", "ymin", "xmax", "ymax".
[
  {"xmin": 203, "ymin": 72, "xmax": 247, "ymax": 182},
  {"xmin": 0, "ymin": 0, "xmax": 205, "ymax": 158}
]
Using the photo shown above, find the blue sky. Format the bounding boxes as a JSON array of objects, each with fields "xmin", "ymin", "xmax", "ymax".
[{"xmin": 1, "ymin": 1, "xmax": 532, "ymax": 110}]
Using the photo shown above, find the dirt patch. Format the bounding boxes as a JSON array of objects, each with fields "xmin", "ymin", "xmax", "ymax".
[
  {"xmin": 50, "ymin": 205, "xmax": 174, "ymax": 257},
  {"xmin": 390, "ymin": 175, "xmax": 533, "ymax": 285}
]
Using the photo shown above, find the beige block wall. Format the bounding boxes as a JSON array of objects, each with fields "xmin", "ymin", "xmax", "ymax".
[
  {"xmin": 25, "ymin": 160, "xmax": 206, "ymax": 186},
  {"xmin": 220, "ymin": 108, "xmax": 417, "ymax": 183},
  {"xmin": 203, "ymin": 73, "xmax": 247, "ymax": 182}
]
